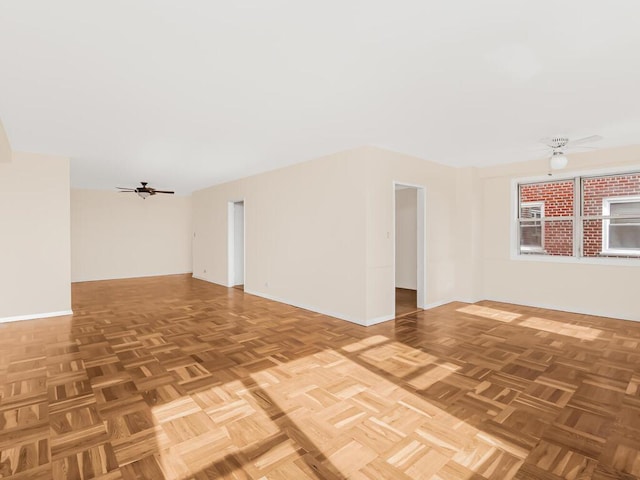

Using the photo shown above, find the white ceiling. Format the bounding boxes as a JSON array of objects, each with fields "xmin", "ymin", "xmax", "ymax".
[{"xmin": 1, "ymin": 1, "xmax": 640, "ymax": 194}]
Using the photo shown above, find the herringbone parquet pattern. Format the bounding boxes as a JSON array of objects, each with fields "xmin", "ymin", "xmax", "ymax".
[{"xmin": 1, "ymin": 274, "xmax": 640, "ymax": 479}]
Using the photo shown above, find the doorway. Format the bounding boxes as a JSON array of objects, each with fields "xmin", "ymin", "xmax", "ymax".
[
  {"xmin": 227, "ymin": 200, "xmax": 244, "ymax": 290},
  {"xmin": 394, "ymin": 183, "xmax": 426, "ymax": 317}
]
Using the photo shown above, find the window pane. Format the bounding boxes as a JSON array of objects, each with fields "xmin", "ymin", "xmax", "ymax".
[
  {"xmin": 520, "ymin": 223, "xmax": 542, "ymax": 249},
  {"xmin": 542, "ymin": 219, "xmax": 573, "ymax": 256},
  {"xmin": 519, "ymin": 201, "xmax": 544, "ymax": 252},
  {"xmin": 583, "ymin": 218, "xmax": 640, "ymax": 257},
  {"xmin": 519, "ymin": 181, "xmax": 573, "ymax": 217},
  {"xmin": 582, "ymin": 173, "xmax": 640, "ymax": 256},
  {"xmin": 521, "ymin": 204, "xmax": 542, "ymax": 218},
  {"xmin": 609, "ymin": 223, "xmax": 640, "ymax": 249},
  {"xmin": 519, "ymin": 219, "xmax": 572, "ymax": 256},
  {"xmin": 583, "ymin": 173, "xmax": 640, "ymax": 214},
  {"xmin": 582, "ymin": 219, "xmax": 602, "ymax": 257},
  {"xmin": 610, "ymin": 201, "xmax": 640, "ymax": 220}
]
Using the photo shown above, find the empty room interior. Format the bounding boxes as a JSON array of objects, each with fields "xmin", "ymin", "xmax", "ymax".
[{"xmin": 2, "ymin": 2, "xmax": 640, "ymax": 479}]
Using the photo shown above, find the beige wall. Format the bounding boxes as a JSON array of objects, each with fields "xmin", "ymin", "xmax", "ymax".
[
  {"xmin": 363, "ymin": 148, "xmax": 459, "ymax": 321},
  {"xmin": 0, "ymin": 152, "xmax": 71, "ymax": 320},
  {"xmin": 478, "ymin": 145, "xmax": 640, "ymax": 322},
  {"xmin": 192, "ymin": 147, "xmax": 460, "ymax": 325},
  {"xmin": 2, "ymin": 136, "xmax": 635, "ymax": 325},
  {"xmin": 193, "ymin": 148, "xmax": 369, "ymax": 323},
  {"xmin": 455, "ymin": 167, "xmax": 483, "ymax": 302},
  {"xmin": 395, "ymin": 188, "xmax": 417, "ymax": 290},
  {"xmin": 71, "ymin": 189, "xmax": 193, "ymax": 282}
]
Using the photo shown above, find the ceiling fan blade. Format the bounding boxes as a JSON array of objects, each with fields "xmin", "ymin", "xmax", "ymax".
[
  {"xmin": 116, "ymin": 183, "xmax": 174, "ymax": 196},
  {"xmin": 566, "ymin": 135, "xmax": 603, "ymax": 147}
]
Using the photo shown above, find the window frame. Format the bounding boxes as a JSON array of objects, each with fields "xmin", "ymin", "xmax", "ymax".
[
  {"xmin": 601, "ymin": 195, "xmax": 640, "ymax": 256},
  {"xmin": 511, "ymin": 167, "xmax": 640, "ymax": 265}
]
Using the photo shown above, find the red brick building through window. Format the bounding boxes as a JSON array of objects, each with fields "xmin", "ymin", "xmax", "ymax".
[{"xmin": 518, "ymin": 173, "xmax": 640, "ymax": 258}]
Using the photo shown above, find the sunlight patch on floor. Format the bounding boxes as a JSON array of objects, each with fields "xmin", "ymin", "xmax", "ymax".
[
  {"xmin": 406, "ymin": 362, "xmax": 461, "ymax": 390},
  {"xmin": 150, "ymin": 342, "xmax": 528, "ymax": 479},
  {"xmin": 341, "ymin": 334, "xmax": 389, "ymax": 352},
  {"xmin": 149, "ymin": 377, "xmax": 286, "ymax": 479},
  {"xmin": 457, "ymin": 305, "xmax": 522, "ymax": 323},
  {"xmin": 518, "ymin": 317, "xmax": 603, "ymax": 341},
  {"xmin": 357, "ymin": 340, "xmax": 442, "ymax": 380}
]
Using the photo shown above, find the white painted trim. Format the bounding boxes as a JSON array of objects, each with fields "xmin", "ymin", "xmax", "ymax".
[
  {"xmin": 456, "ymin": 297, "xmax": 483, "ymax": 305},
  {"xmin": 422, "ymin": 298, "xmax": 456, "ymax": 310},
  {"xmin": 393, "ymin": 181, "xmax": 427, "ymax": 315},
  {"xmin": 192, "ymin": 274, "xmax": 229, "ymax": 287},
  {"xmin": 510, "ymin": 176, "xmax": 520, "ymax": 259},
  {"xmin": 367, "ymin": 314, "xmax": 396, "ymax": 326},
  {"xmin": 227, "ymin": 201, "xmax": 235, "ymax": 287},
  {"xmin": 484, "ymin": 295, "xmax": 638, "ymax": 323},
  {"xmin": 244, "ymin": 289, "xmax": 370, "ymax": 326},
  {"xmin": 168, "ymin": 275, "xmax": 640, "ymax": 326},
  {"xmin": 602, "ymin": 195, "xmax": 640, "ymax": 256},
  {"xmin": 244, "ymin": 289, "xmax": 465, "ymax": 327},
  {"xmin": 0, "ymin": 310, "xmax": 73, "ymax": 324},
  {"xmin": 227, "ymin": 199, "xmax": 246, "ymax": 288},
  {"xmin": 72, "ymin": 271, "xmax": 193, "ymax": 283},
  {"xmin": 508, "ymin": 254, "xmax": 640, "ymax": 266},
  {"xmin": 574, "ymin": 178, "xmax": 581, "ymax": 257},
  {"xmin": 417, "ymin": 187, "xmax": 426, "ymax": 309},
  {"xmin": 519, "ymin": 201, "xmax": 545, "ymax": 252},
  {"xmin": 514, "ymin": 165, "xmax": 640, "ymax": 184}
]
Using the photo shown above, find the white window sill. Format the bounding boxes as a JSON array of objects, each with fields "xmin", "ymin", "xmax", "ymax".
[
  {"xmin": 600, "ymin": 250, "xmax": 640, "ymax": 257},
  {"xmin": 512, "ymin": 252, "xmax": 640, "ymax": 266}
]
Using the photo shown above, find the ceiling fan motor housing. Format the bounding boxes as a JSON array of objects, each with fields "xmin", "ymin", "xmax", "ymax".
[{"xmin": 548, "ymin": 136, "xmax": 570, "ymax": 149}]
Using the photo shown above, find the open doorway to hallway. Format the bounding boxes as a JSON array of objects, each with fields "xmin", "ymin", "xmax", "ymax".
[
  {"xmin": 228, "ymin": 200, "xmax": 245, "ymax": 290},
  {"xmin": 394, "ymin": 183, "xmax": 425, "ymax": 317}
]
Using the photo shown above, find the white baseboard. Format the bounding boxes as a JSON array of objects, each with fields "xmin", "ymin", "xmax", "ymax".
[
  {"xmin": 192, "ymin": 275, "xmax": 230, "ymax": 287},
  {"xmin": 242, "ymin": 291, "xmax": 475, "ymax": 327},
  {"xmin": 367, "ymin": 314, "xmax": 396, "ymax": 326},
  {"xmin": 72, "ymin": 271, "xmax": 193, "ymax": 283},
  {"xmin": 244, "ymin": 289, "xmax": 370, "ymax": 326},
  {"xmin": 485, "ymin": 296, "xmax": 637, "ymax": 323},
  {"xmin": 421, "ymin": 298, "xmax": 456, "ymax": 310},
  {"xmin": 457, "ymin": 297, "xmax": 483, "ymax": 305},
  {"xmin": 192, "ymin": 280, "xmax": 483, "ymax": 326},
  {"xmin": 0, "ymin": 310, "xmax": 73, "ymax": 324}
]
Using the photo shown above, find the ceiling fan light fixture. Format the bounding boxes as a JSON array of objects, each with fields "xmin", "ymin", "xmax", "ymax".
[
  {"xmin": 550, "ymin": 152, "xmax": 568, "ymax": 170},
  {"xmin": 137, "ymin": 190, "xmax": 151, "ymax": 199}
]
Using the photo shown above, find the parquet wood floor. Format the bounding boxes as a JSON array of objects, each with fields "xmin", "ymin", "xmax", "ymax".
[{"xmin": 1, "ymin": 274, "xmax": 640, "ymax": 479}]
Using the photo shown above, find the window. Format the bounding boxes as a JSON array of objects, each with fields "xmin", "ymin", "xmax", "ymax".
[
  {"xmin": 517, "ymin": 179, "xmax": 574, "ymax": 256},
  {"xmin": 516, "ymin": 172, "xmax": 640, "ymax": 259},
  {"xmin": 602, "ymin": 197, "xmax": 640, "ymax": 255},
  {"xmin": 519, "ymin": 202, "xmax": 544, "ymax": 252}
]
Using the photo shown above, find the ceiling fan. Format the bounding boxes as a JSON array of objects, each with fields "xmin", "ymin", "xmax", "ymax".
[
  {"xmin": 116, "ymin": 182, "xmax": 174, "ymax": 199},
  {"xmin": 540, "ymin": 135, "xmax": 603, "ymax": 174}
]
